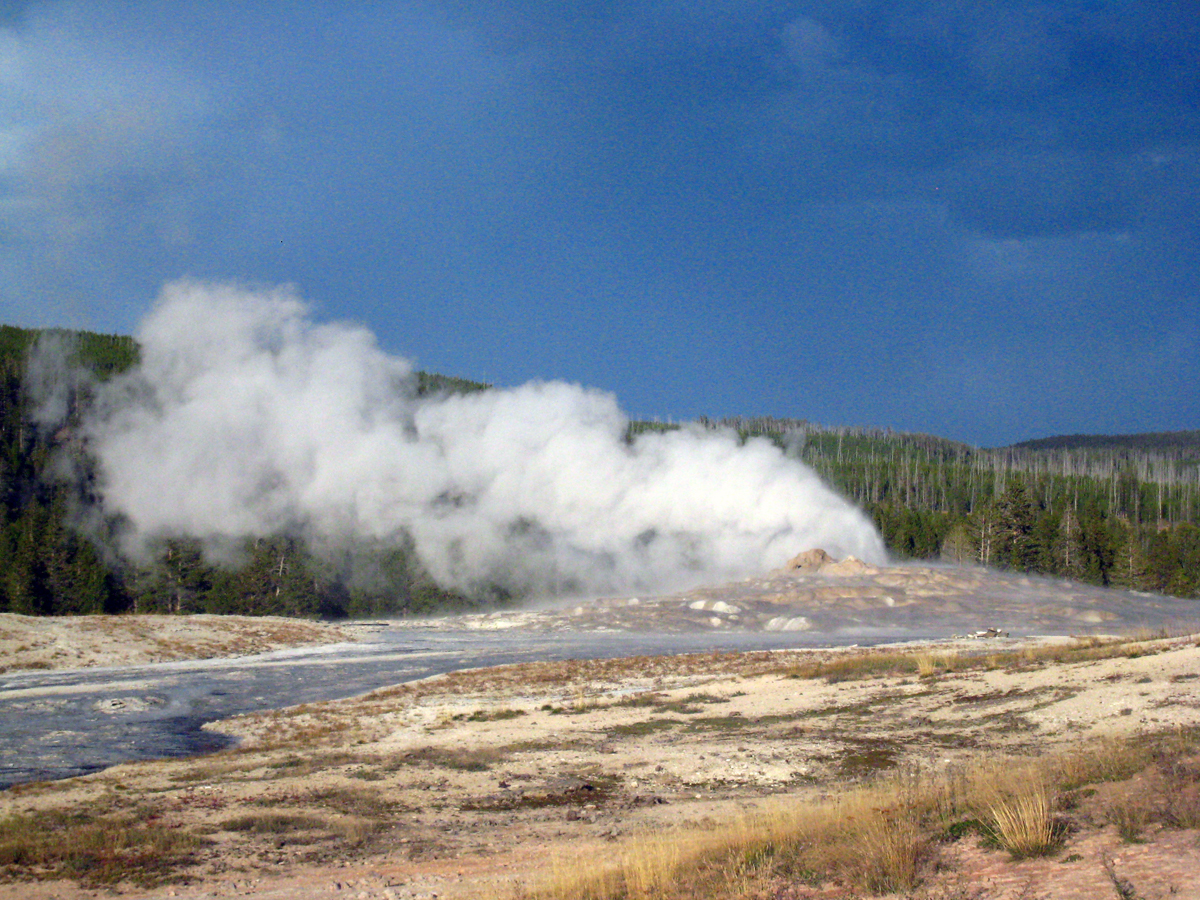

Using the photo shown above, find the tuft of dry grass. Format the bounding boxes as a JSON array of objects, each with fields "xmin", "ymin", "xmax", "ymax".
[
  {"xmin": 511, "ymin": 776, "xmax": 940, "ymax": 899},
  {"xmin": 507, "ymin": 729, "xmax": 1200, "ymax": 900},
  {"xmin": 857, "ymin": 810, "xmax": 930, "ymax": 892},
  {"xmin": 1156, "ymin": 755, "xmax": 1200, "ymax": 829},
  {"xmin": 915, "ymin": 650, "xmax": 959, "ymax": 678},
  {"xmin": 785, "ymin": 648, "xmax": 921, "ymax": 682},
  {"xmin": 780, "ymin": 632, "xmax": 1188, "ymax": 686},
  {"xmin": 914, "ymin": 652, "xmax": 939, "ymax": 678},
  {"xmin": 983, "ymin": 781, "xmax": 1061, "ymax": 858},
  {"xmin": 1106, "ymin": 798, "xmax": 1150, "ymax": 843}
]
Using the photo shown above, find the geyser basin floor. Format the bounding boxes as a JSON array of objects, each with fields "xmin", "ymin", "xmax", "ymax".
[
  {"xmin": 1, "ymin": 562, "xmax": 1192, "ymax": 789},
  {"xmin": 397, "ymin": 560, "xmax": 1200, "ymax": 637},
  {"xmin": 4, "ymin": 631, "xmax": 1200, "ymax": 900},
  {"xmin": 0, "ymin": 629, "xmax": 843, "ymax": 788}
]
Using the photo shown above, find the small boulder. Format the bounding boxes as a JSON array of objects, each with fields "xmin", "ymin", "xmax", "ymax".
[{"xmin": 785, "ymin": 548, "xmax": 833, "ymax": 571}]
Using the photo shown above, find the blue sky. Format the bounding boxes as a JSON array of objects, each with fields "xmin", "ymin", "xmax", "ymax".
[{"xmin": 1, "ymin": 1, "xmax": 1196, "ymax": 447}]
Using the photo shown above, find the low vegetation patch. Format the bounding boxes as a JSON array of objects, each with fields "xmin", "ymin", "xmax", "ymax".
[
  {"xmin": 837, "ymin": 737, "xmax": 903, "ymax": 778},
  {"xmin": 606, "ymin": 717, "xmax": 682, "ymax": 738},
  {"xmin": 512, "ymin": 727, "xmax": 1200, "ymax": 900},
  {"xmin": 0, "ymin": 809, "xmax": 203, "ymax": 888},
  {"xmin": 784, "ymin": 648, "xmax": 922, "ymax": 682},
  {"xmin": 546, "ymin": 690, "xmax": 730, "ymax": 717},
  {"xmin": 218, "ymin": 812, "xmax": 326, "ymax": 834},
  {"xmin": 305, "ymin": 785, "xmax": 401, "ymax": 818},
  {"xmin": 454, "ymin": 707, "xmax": 527, "ymax": 722},
  {"xmin": 215, "ymin": 810, "xmax": 379, "ymax": 849},
  {"xmin": 780, "ymin": 632, "xmax": 1176, "ymax": 685},
  {"xmin": 462, "ymin": 776, "xmax": 620, "ymax": 812},
  {"xmin": 386, "ymin": 745, "xmax": 508, "ymax": 772}
]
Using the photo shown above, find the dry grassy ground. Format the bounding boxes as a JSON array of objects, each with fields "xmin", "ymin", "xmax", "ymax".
[{"xmin": 2, "ymin": 627, "xmax": 1200, "ymax": 900}]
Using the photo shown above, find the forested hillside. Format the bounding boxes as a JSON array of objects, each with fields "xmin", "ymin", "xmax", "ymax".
[
  {"xmin": 701, "ymin": 416, "xmax": 1200, "ymax": 598},
  {"xmin": 2, "ymin": 324, "xmax": 1197, "ymax": 618}
]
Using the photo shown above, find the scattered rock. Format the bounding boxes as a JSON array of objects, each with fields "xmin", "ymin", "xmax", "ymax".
[
  {"xmin": 764, "ymin": 615, "xmax": 812, "ymax": 632},
  {"xmin": 822, "ymin": 556, "xmax": 870, "ymax": 576}
]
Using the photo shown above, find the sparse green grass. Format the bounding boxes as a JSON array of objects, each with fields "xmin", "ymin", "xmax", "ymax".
[
  {"xmin": 1107, "ymin": 801, "xmax": 1149, "ymax": 843},
  {"xmin": 218, "ymin": 812, "xmax": 326, "ymax": 834},
  {"xmin": 607, "ymin": 718, "xmax": 682, "ymax": 737},
  {"xmin": 386, "ymin": 745, "xmax": 508, "ymax": 772},
  {"xmin": 305, "ymin": 785, "xmax": 401, "ymax": 818},
  {"xmin": 0, "ymin": 809, "xmax": 203, "ymax": 888},
  {"xmin": 455, "ymin": 707, "xmax": 527, "ymax": 722}
]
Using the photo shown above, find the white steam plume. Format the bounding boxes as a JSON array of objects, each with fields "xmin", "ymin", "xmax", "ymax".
[{"xmin": 82, "ymin": 280, "xmax": 886, "ymax": 596}]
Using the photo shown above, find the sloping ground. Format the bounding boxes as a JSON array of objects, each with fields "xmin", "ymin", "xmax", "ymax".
[
  {"xmin": 0, "ymin": 614, "xmax": 355, "ymax": 671},
  {"xmin": 410, "ymin": 560, "xmax": 1199, "ymax": 638},
  {"xmin": 3, "ymin": 633, "xmax": 1200, "ymax": 899}
]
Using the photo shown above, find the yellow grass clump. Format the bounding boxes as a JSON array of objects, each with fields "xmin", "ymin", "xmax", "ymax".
[
  {"xmin": 505, "ymin": 727, "xmax": 1200, "ymax": 900},
  {"xmin": 984, "ymin": 781, "xmax": 1059, "ymax": 857}
]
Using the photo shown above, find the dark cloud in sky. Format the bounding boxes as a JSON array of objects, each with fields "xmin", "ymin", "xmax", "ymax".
[{"xmin": 0, "ymin": 0, "xmax": 1196, "ymax": 446}]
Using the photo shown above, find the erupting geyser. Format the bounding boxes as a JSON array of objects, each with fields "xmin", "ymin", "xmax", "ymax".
[{"xmin": 72, "ymin": 280, "xmax": 886, "ymax": 597}]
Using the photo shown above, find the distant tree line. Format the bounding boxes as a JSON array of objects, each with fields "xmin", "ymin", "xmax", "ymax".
[
  {"xmin": 2, "ymin": 322, "xmax": 1197, "ymax": 618},
  {"xmin": 705, "ymin": 416, "xmax": 1200, "ymax": 598}
]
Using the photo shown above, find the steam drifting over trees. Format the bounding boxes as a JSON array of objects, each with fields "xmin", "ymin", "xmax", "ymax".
[
  {"xmin": 705, "ymin": 416, "xmax": 1200, "ymax": 597},
  {"xmin": 1, "ymin": 283, "xmax": 886, "ymax": 616},
  {"xmin": 1, "ymin": 298, "xmax": 1197, "ymax": 618}
]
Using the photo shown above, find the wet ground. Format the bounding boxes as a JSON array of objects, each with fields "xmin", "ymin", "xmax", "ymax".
[
  {"xmin": 0, "ymin": 627, "xmax": 859, "ymax": 789},
  {"xmin": 4, "ymin": 560, "xmax": 1192, "ymax": 789}
]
